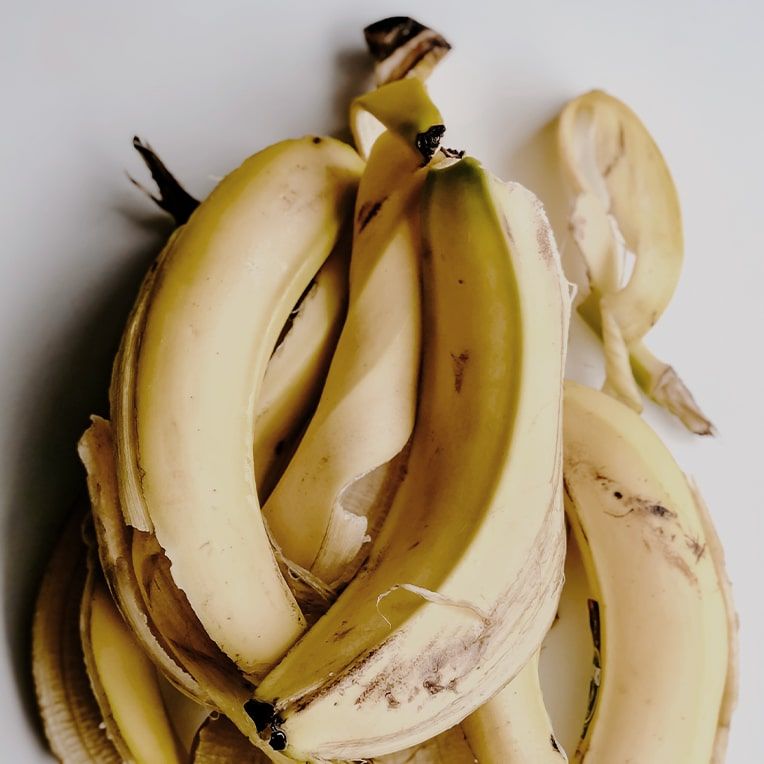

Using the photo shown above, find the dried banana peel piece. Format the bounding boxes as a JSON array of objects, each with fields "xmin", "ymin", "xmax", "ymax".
[
  {"xmin": 559, "ymin": 90, "xmax": 713, "ymax": 433},
  {"xmin": 363, "ymin": 16, "xmax": 451, "ymax": 87},
  {"xmin": 630, "ymin": 341, "xmax": 715, "ymax": 435},
  {"xmin": 559, "ymin": 89, "xmax": 683, "ymax": 340},
  {"xmin": 32, "ymin": 510, "xmax": 121, "ymax": 764}
]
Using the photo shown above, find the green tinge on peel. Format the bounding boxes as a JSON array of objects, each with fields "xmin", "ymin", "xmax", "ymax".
[
  {"xmin": 253, "ymin": 157, "xmax": 568, "ymax": 761},
  {"xmin": 350, "ymin": 77, "xmax": 444, "ymax": 159}
]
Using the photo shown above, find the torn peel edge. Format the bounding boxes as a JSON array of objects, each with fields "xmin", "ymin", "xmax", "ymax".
[
  {"xmin": 685, "ymin": 478, "xmax": 739, "ymax": 763},
  {"xmin": 576, "ymin": 286, "xmax": 714, "ymax": 436},
  {"xmin": 375, "ymin": 583, "xmax": 491, "ymax": 628}
]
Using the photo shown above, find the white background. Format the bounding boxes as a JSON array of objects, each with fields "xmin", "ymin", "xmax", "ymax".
[{"xmin": 1, "ymin": 1, "xmax": 762, "ymax": 760}]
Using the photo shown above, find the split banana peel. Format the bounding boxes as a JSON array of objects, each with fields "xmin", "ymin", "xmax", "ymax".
[
  {"xmin": 29, "ymin": 14, "xmax": 737, "ymax": 764},
  {"xmin": 558, "ymin": 90, "xmax": 714, "ymax": 434}
]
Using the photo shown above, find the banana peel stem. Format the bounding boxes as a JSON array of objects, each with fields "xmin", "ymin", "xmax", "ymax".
[
  {"xmin": 363, "ymin": 16, "xmax": 451, "ymax": 86},
  {"xmin": 630, "ymin": 342, "xmax": 716, "ymax": 436},
  {"xmin": 129, "ymin": 137, "xmax": 199, "ymax": 224}
]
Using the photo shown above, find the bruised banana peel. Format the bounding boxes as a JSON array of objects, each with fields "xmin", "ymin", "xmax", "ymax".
[{"xmin": 252, "ymin": 157, "xmax": 570, "ymax": 761}]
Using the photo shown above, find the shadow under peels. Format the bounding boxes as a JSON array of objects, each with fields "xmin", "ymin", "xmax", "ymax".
[
  {"xmin": 6, "ymin": 31, "xmax": 373, "ymax": 747},
  {"xmin": 2, "ymin": 201, "xmax": 171, "ymax": 743}
]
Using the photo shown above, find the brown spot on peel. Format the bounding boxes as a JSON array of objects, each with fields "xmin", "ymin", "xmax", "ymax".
[
  {"xmin": 450, "ymin": 351, "xmax": 470, "ymax": 393},
  {"xmin": 685, "ymin": 535, "xmax": 706, "ymax": 561},
  {"xmin": 357, "ymin": 199, "xmax": 385, "ymax": 232}
]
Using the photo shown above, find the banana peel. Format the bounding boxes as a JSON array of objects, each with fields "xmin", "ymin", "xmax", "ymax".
[
  {"xmin": 32, "ymin": 510, "xmax": 121, "ymax": 764},
  {"xmin": 558, "ymin": 90, "xmax": 713, "ymax": 433}
]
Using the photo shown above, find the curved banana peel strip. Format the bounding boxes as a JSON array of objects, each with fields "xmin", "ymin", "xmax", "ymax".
[
  {"xmin": 363, "ymin": 16, "xmax": 451, "ymax": 87},
  {"xmin": 630, "ymin": 341, "xmax": 715, "ymax": 435},
  {"xmin": 462, "ymin": 653, "xmax": 567, "ymax": 763},
  {"xmin": 254, "ymin": 243, "xmax": 350, "ymax": 499},
  {"xmin": 32, "ymin": 511, "xmax": 121, "ymax": 764},
  {"xmin": 559, "ymin": 90, "xmax": 682, "ymax": 343},
  {"xmin": 350, "ymin": 77, "xmax": 444, "ymax": 160},
  {"xmin": 559, "ymin": 91, "xmax": 713, "ymax": 433},
  {"xmin": 599, "ymin": 302, "xmax": 642, "ymax": 412},
  {"xmin": 81, "ymin": 565, "xmax": 185, "ymax": 764},
  {"xmin": 109, "ymin": 230, "xmax": 351, "ymax": 622},
  {"xmin": 112, "ymin": 137, "xmax": 363, "ymax": 677},
  {"xmin": 264, "ymin": 130, "xmax": 426, "ymax": 592},
  {"xmin": 562, "ymin": 381, "xmax": 733, "ymax": 762},
  {"xmin": 79, "ymin": 417, "xmax": 206, "ymax": 702},
  {"xmin": 80, "ymin": 417, "xmax": 296, "ymax": 763},
  {"xmin": 109, "ymin": 227, "xmax": 179, "ymax": 534},
  {"xmin": 252, "ymin": 160, "xmax": 569, "ymax": 761}
]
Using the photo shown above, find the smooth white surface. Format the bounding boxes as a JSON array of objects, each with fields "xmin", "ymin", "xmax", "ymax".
[{"xmin": 1, "ymin": 1, "xmax": 761, "ymax": 760}]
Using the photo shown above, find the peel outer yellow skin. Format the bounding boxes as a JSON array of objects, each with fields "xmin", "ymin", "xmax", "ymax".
[
  {"xmin": 255, "ymin": 158, "xmax": 570, "ymax": 761},
  {"xmin": 559, "ymin": 89, "xmax": 683, "ymax": 343},
  {"xmin": 563, "ymin": 381, "xmax": 731, "ymax": 763},
  {"xmin": 32, "ymin": 512, "xmax": 122, "ymax": 764},
  {"xmin": 264, "ymin": 129, "xmax": 425, "ymax": 589},
  {"xmin": 84, "ymin": 577, "xmax": 185, "ymax": 764},
  {"xmin": 120, "ymin": 136, "xmax": 363, "ymax": 677},
  {"xmin": 462, "ymin": 653, "xmax": 566, "ymax": 763}
]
